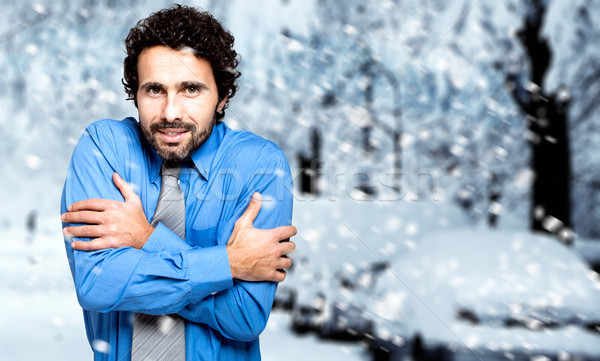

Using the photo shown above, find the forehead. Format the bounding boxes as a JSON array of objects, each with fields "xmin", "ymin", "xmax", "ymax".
[{"xmin": 137, "ymin": 45, "xmax": 215, "ymax": 87}]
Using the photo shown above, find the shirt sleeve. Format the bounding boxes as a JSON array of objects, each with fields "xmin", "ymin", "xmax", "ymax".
[
  {"xmin": 61, "ymin": 122, "xmax": 233, "ymax": 315},
  {"xmin": 176, "ymin": 143, "xmax": 294, "ymax": 342}
]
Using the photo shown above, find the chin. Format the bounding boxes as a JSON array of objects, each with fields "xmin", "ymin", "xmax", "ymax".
[
  {"xmin": 158, "ymin": 148, "xmax": 190, "ymax": 162},
  {"xmin": 145, "ymin": 127, "xmax": 211, "ymax": 162}
]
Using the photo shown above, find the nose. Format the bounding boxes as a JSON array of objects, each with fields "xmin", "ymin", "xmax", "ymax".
[{"xmin": 161, "ymin": 94, "xmax": 183, "ymax": 122}]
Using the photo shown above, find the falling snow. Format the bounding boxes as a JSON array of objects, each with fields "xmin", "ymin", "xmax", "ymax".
[{"xmin": 2, "ymin": 0, "xmax": 600, "ymax": 360}]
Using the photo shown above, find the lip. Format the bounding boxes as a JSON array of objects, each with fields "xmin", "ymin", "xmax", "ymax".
[{"xmin": 157, "ymin": 129, "xmax": 189, "ymax": 143}]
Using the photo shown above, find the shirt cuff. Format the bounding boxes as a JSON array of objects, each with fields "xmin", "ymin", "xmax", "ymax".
[
  {"xmin": 142, "ymin": 222, "xmax": 190, "ymax": 253},
  {"xmin": 185, "ymin": 245, "xmax": 233, "ymax": 300}
]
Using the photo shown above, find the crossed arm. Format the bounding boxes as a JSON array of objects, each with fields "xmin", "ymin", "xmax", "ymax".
[{"xmin": 62, "ymin": 172, "xmax": 296, "ymax": 282}]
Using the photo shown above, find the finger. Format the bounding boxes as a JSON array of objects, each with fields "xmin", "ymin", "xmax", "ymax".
[
  {"xmin": 112, "ymin": 173, "xmax": 139, "ymax": 203},
  {"xmin": 273, "ymin": 269, "xmax": 286, "ymax": 283},
  {"xmin": 68, "ymin": 198, "xmax": 116, "ymax": 212},
  {"xmin": 277, "ymin": 257, "xmax": 292, "ymax": 270},
  {"xmin": 71, "ymin": 238, "xmax": 114, "ymax": 251},
  {"xmin": 279, "ymin": 240, "xmax": 296, "ymax": 256},
  {"xmin": 64, "ymin": 225, "xmax": 104, "ymax": 238},
  {"xmin": 238, "ymin": 192, "xmax": 262, "ymax": 227},
  {"xmin": 272, "ymin": 225, "xmax": 297, "ymax": 241},
  {"xmin": 61, "ymin": 210, "xmax": 103, "ymax": 225}
]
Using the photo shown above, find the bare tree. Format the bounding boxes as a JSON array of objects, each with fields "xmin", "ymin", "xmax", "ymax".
[{"xmin": 506, "ymin": 0, "xmax": 572, "ymax": 243}]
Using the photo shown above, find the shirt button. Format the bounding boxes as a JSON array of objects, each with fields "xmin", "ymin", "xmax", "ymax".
[{"xmin": 211, "ymin": 292, "xmax": 217, "ymax": 296}]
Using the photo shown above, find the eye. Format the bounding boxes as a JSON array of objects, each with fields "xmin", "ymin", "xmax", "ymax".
[
  {"xmin": 186, "ymin": 86, "xmax": 199, "ymax": 94},
  {"xmin": 148, "ymin": 87, "xmax": 163, "ymax": 95}
]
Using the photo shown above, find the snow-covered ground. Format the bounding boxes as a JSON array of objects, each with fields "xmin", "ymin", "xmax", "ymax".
[
  {"xmin": 262, "ymin": 312, "xmax": 366, "ymax": 361},
  {"xmin": 372, "ymin": 230, "xmax": 600, "ymax": 358},
  {"xmin": 284, "ymin": 199, "xmax": 600, "ymax": 359}
]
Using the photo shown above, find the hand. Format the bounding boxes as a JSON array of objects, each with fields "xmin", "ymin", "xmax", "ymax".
[
  {"xmin": 62, "ymin": 173, "xmax": 154, "ymax": 251},
  {"xmin": 227, "ymin": 193, "xmax": 297, "ymax": 283}
]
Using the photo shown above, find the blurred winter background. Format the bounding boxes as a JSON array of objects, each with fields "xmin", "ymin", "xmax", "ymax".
[{"xmin": 2, "ymin": 0, "xmax": 600, "ymax": 360}]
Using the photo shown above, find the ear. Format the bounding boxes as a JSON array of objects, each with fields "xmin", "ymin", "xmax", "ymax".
[{"xmin": 217, "ymin": 96, "xmax": 228, "ymax": 112}]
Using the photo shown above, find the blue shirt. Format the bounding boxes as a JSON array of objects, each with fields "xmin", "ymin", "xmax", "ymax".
[{"xmin": 61, "ymin": 118, "xmax": 293, "ymax": 361}]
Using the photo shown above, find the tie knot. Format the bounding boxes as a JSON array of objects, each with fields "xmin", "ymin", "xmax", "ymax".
[{"xmin": 161, "ymin": 161, "xmax": 182, "ymax": 179}]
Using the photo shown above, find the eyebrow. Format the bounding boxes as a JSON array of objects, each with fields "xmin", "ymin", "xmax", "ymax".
[
  {"xmin": 139, "ymin": 82, "xmax": 164, "ymax": 90},
  {"xmin": 181, "ymin": 81, "xmax": 209, "ymax": 90}
]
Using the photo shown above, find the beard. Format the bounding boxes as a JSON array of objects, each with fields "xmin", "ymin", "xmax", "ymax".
[{"xmin": 141, "ymin": 115, "xmax": 215, "ymax": 162}]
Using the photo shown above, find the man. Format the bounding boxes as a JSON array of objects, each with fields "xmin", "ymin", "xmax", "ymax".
[{"xmin": 60, "ymin": 5, "xmax": 296, "ymax": 361}]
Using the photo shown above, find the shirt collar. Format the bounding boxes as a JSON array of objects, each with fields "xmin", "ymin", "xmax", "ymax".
[
  {"xmin": 147, "ymin": 139, "xmax": 162, "ymax": 184},
  {"xmin": 191, "ymin": 122, "xmax": 223, "ymax": 180},
  {"xmin": 145, "ymin": 122, "xmax": 224, "ymax": 183}
]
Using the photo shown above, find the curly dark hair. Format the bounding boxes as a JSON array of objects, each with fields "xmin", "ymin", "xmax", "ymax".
[{"xmin": 122, "ymin": 4, "xmax": 241, "ymax": 122}]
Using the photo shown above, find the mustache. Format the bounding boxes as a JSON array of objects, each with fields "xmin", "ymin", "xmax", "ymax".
[{"xmin": 150, "ymin": 121, "xmax": 196, "ymax": 132}]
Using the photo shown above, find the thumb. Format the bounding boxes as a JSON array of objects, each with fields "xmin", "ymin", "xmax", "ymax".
[
  {"xmin": 112, "ymin": 173, "xmax": 138, "ymax": 203},
  {"xmin": 239, "ymin": 192, "xmax": 262, "ymax": 227}
]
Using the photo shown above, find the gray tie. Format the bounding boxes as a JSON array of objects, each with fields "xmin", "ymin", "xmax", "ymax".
[{"xmin": 132, "ymin": 161, "xmax": 186, "ymax": 361}]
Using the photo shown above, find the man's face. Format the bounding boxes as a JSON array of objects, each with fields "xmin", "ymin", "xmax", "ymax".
[{"xmin": 136, "ymin": 45, "xmax": 225, "ymax": 161}]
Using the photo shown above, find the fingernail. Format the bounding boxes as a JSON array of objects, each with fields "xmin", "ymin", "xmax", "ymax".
[
  {"xmin": 67, "ymin": 205, "xmax": 72, "ymax": 212},
  {"xmin": 60, "ymin": 213, "xmax": 65, "ymax": 221}
]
